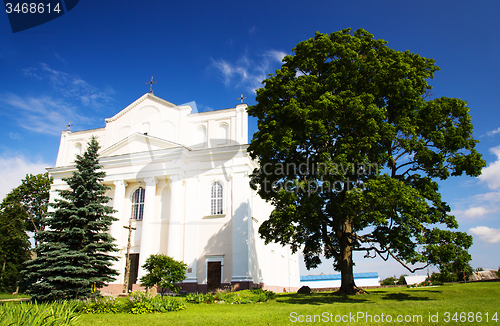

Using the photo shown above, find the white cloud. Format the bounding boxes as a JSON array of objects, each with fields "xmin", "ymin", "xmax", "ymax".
[
  {"xmin": 211, "ymin": 49, "xmax": 289, "ymax": 93},
  {"xmin": 8, "ymin": 132, "xmax": 21, "ymax": 140},
  {"xmin": 0, "ymin": 154, "xmax": 49, "ymax": 201},
  {"xmin": 0, "ymin": 92, "xmax": 93, "ymax": 135},
  {"xmin": 23, "ymin": 63, "xmax": 115, "ymax": 108},
  {"xmin": 469, "ymin": 226, "xmax": 500, "ymax": 244},
  {"xmin": 266, "ymin": 50, "xmax": 287, "ymax": 63},
  {"xmin": 478, "ymin": 145, "xmax": 500, "ymax": 190},
  {"xmin": 486, "ymin": 127, "xmax": 500, "ymax": 137},
  {"xmin": 463, "ymin": 206, "xmax": 490, "ymax": 218}
]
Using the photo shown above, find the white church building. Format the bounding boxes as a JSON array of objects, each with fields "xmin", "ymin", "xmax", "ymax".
[{"xmin": 47, "ymin": 92, "xmax": 300, "ymax": 294}]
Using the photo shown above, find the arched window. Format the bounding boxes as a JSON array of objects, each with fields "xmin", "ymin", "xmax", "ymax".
[
  {"xmin": 196, "ymin": 125, "xmax": 206, "ymax": 144},
  {"xmin": 132, "ymin": 188, "xmax": 145, "ymax": 220},
  {"xmin": 211, "ymin": 182, "xmax": 223, "ymax": 215},
  {"xmin": 74, "ymin": 143, "xmax": 82, "ymax": 156},
  {"xmin": 217, "ymin": 123, "xmax": 229, "ymax": 140}
]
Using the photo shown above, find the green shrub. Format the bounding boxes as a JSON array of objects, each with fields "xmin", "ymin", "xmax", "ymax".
[
  {"xmin": 381, "ymin": 277, "xmax": 397, "ymax": 285},
  {"xmin": 214, "ymin": 288, "xmax": 275, "ymax": 304},
  {"xmin": 184, "ymin": 288, "xmax": 274, "ymax": 305},
  {"xmin": 78, "ymin": 296, "xmax": 119, "ymax": 314},
  {"xmin": 77, "ymin": 291, "xmax": 185, "ymax": 314},
  {"xmin": 0, "ymin": 300, "xmax": 80, "ymax": 325},
  {"xmin": 397, "ymin": 275, "xmax": 408, "ymax": 285},
  {"xmin": 140, "ymin": 254, "xmax": 187, "ymax": 293},
  {"xmin": 185, "ymin": 292, "xmax": 214, "ymax": 304}
]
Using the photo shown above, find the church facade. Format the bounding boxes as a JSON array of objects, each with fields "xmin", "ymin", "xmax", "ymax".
[{"xmin": 47, "ymin": 93, "xmax": 300, "ymax": 294}]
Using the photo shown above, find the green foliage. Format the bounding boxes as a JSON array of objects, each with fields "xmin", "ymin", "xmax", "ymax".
[
  {"xmin": 23, "ymin": 137, "xmax": 118, "ymax": 301},
  {"xmin": 185, "ymin": 289, "xmax": 275, "ymax": 304},
  {"xmin": 0, "ymin": 300, "xmax": 80, "ymax": 325},
  {"xmin": 0, "ymin": 174, "xmax": 51, "ymax": 292},
  {"xmin": 214, "ymin": 288, "xmax": 275, "ymax": 304},
  {"xmin": 185, "ymin": 292, "xmax": 215, "ymax": 304},
  {"xmin": 433, "ymin": 260, "xmax": 473, "ymax": 283},
  {"xmin": 430, "ymin": 271, "xmax": 456, "ymax": 283},
  {"xmin": 397, "ymin": 274, "xmax": 407, "ymax": 285},
  {"xmin": 247, "ymin": 28, "xmax": 485, "ymax": 293},
  {"xmin": 77, "ymin": 291, "xmax": 186, "ymax": 314},
  {"xmin": 140, "ymin": 254, "xmax": 187, "ymax": 293},
  {"xmin": 78, "ymin": 296, "xmax": 120, "ymax": 314},
  {"xmin": 0, "ymin": 202, "xmax": 31, "ymax": 292},
  {"xmin": 15, "ymin": 173, "xmax": 53, "ymax": 237},
  {"xmin": 380, "ymin": 277, "xmax": 397, "ymax": 286}
]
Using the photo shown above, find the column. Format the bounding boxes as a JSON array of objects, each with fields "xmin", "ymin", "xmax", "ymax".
[
  {"xmin": 138, "ymin": 176, "xmax": 158, "ymax": 279},
  {"xmin": 167, "ymin": 174, "xmax": 184, "ymax": 261},
  {"xmin": 110, "ymin": 180, "xmax": 127, "ymax": 284}
]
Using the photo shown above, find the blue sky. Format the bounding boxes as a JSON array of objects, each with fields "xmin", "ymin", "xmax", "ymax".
[{"xmin": 1, "ymin": 1, "xmax": 499, "ymax": 279}]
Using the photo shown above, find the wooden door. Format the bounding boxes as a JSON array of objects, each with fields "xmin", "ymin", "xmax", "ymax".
[
  {"xmin": 128, "ymin": 253, "xmax": 139, "ymax": 292},
  {"xmin": 207, "ymin": 261, "xmax": 221, "ymax": 292}
]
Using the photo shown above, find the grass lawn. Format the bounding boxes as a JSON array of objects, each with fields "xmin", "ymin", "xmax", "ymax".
[
  {"xmin": 77, "ymin": 282, "xmax": 500, "ymax": 325},
  {"xmin": 0, "ymin": 293, "xmax": 31, "ymax": 300}
]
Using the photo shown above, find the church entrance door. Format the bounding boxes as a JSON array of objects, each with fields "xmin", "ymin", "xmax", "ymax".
[
  {"xmin": 127, "ymin": 253, "xmax": 140, "ymax": 292},
  {"xmin": 207, "ymin": 261, "xmax": 221, "ymax": 292}
]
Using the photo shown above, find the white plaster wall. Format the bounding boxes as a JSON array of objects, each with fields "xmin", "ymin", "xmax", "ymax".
[{"xmin": 48, "ymin": 93, "xmax": 301, "ymax": 291}]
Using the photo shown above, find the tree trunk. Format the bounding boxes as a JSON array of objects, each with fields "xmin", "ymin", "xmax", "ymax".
[{"xmin": 339, "ymin": 219, "xmax": 360, "ymax": 294}]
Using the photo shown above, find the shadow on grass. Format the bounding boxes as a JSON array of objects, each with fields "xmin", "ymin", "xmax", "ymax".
[
  {"xmin": 276, "ymin": 292, "xmax": 371, "ymax": 305},
  {"xmin": 381, "ymin": 293, "xmax": 433, "ymax": 301}
]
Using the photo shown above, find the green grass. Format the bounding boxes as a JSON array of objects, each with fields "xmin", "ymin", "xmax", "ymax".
[
  {"xmin": 0, "ymin": 293, "xmax": 31, "ymax": 300},
  {"xmin": 77, "ymin": 282, "xmax": 500, "ymax": 325}
]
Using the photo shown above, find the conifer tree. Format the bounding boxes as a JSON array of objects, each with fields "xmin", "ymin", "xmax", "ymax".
[{"xmin": 23, "ymin": 137, "xmax": 118, "ymax": 300}]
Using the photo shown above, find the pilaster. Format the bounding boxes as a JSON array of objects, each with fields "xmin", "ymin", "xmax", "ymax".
[
  {"xmin": 167, "ymin": 174, "xmax": 184, "ymax": 262},
  {"xmin": 231, "ymin": 171, "xmax": 253, "ymax": 284},
  {"xmin": 110, "ymin": 179, "xmax": 128, "ymax": 284},
  {"xmin": 138, "ymin": 176, "xmax": 158, "ymax": 279}
]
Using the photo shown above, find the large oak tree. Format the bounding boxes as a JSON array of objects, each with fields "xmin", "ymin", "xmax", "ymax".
[{"xmin": 247, "ymin": 29, "xmax": 486, "ymax": 294}]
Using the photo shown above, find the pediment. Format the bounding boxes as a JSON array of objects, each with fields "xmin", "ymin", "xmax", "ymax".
[
  {"xmin": 100, "ymin": 133, "xmax": 182, "ymax": 157},
  {"xmin": 105, "ymin": 93, "xmax": 191, "ymax": 123}
]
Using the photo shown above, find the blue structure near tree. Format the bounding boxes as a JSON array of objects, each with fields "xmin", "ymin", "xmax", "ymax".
[{"xmin": 300, "ymin": 272, "xmax": 380, "ymax": 288}]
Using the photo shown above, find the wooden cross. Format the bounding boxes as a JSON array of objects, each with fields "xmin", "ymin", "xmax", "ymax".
[
  {"xmin": 66, "ymin": 121, "xmax": 73, "ymax": 131},
  {"xmin": 237, "ymin": 93, "xmax": 247, "ymax": 104},
  {"xmin": 146, "ymin": 76, "xmax": 158, "ymax": 94},
  {"xmin": 122, "ymin": 218, "xmax": 137, "ymax": 293}
]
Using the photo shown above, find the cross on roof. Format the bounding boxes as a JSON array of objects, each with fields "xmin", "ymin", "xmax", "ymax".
[
  {"xmin": 237, "ymin": 93, "xmax": 247, "ymax": 104},
  {"xmin": 146, "ymin": 76, "xmax": 158, "ymax": 94},
  {"xmin": 66, "ymin": 121, "xmax": 73, "ymax": 131}
]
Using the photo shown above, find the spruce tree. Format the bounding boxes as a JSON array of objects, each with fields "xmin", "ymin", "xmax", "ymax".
[{"xmin": 23, "ymin": 136, "xmax": 118, "ymax": 300}]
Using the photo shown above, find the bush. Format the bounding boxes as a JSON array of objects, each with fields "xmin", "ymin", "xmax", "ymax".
[
  {"xmin": 0, "ymin": 300, "xmax": 80, "ymax": 325},
  {"xmin": 185, "ymin": 292, "xmax": 215, "ymax": 304},
  {"xmin": 381, "ymin": 277, "xmax": 397, "ymax": 286},
  {"xmin": 185, "ymin": 288, "xmax": 275, "ymax": 304},
  {"xmin": 214, "ymin": 288, "xmax": 275, "ymax": 304},
  {"xmin": 77, "ymin": 296, "xmax": 120, "ymax": 314},
  {"xmin": 431, "ymin": 271, "xmax": 457, "ymax": 283},
  {"xmin": 397, "ymin": 275, "xmax": 408, "ymax": 285},
  {"xmin": 140, "ymin": 254, "xmax": 187, "ymax": 293},
  {"xmin": 77, "ymin": 291, "xmax": 186, "ymax": 314}
]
